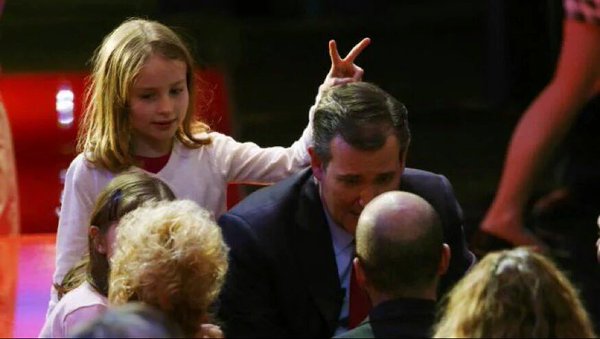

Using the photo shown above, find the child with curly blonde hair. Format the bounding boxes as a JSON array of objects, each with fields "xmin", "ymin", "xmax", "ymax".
[{"xmin": 109, "ymin": 199, "xmax": 229, "ymax": 337}]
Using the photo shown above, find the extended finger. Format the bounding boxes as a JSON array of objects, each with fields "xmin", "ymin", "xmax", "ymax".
[
  {"xmin": 329, "ymin": 39, "xmax": 342, "ymax": 65},
  {"xmin": 343, "ymin": 37, "xmax": 371, "ymax": 62}
]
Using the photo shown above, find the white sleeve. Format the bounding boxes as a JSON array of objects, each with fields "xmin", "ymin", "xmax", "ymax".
[
  {"xmin": 212, "ymin": 92, "xmax": 320, "ymax": 184},
  {"xmin": 49, "ymin": 156, "xmax": 96, "ymax": 313}
]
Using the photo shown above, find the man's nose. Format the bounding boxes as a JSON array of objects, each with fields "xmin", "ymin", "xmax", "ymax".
[{"xmin": 358, "ymin": 186, "xmax": 377, "ymax": 208}]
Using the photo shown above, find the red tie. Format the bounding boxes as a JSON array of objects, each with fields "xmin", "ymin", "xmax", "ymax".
[{"xmin": 348, "ymin": 266, "xmax": 371, "ymax": 328}]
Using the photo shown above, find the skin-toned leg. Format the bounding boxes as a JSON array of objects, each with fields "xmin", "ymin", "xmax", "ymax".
[{"xmin": 480, "ymin": 19, "xmax": 600, "ymax": 249}]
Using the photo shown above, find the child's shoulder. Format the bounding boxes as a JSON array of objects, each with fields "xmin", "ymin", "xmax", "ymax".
[
  {"xmin": 178, "ymin": 131, "xmax": 230, "ymax": 153},
  {"xmin": 193, "ymin": 130, "xmax": 222, "ymax": 141},
  {"xmin": 65, "ymin": 153, "xmax": 113, "ymax": 181},
  {"xmin": 197, "ymin": 131, "xmax": 239, "ymax": 145},
  {"xmin": 56, "ymin": 281, "xmax": 107, "ymax": 317},
  {"xmin": 66, "ymin": 153, "xmax": 90, "ymax": 171},
  {"xmin": 60, "ymin": 281, "xmax": 108, "ymax": 329}
]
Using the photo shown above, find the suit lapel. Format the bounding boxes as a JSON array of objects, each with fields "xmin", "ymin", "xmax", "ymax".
[{"xmin": 291, "ymin": 175, "xmax": 344, "ymax": 334}]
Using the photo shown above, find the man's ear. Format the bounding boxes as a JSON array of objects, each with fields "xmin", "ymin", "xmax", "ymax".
[
  {"xmin": 353, "ymin": 257, "xmax": 367, "ymax": 289},
  {"xmin": 437, "ymin": 243, "xmax": 451, "ymax": 276},
  {"xmin": 89, "ymin": 225, "xmax": 107, "ymax": 255},
  {"xmin": 308, "ymin": 147, "xmax": 324, "ymax": 182}
]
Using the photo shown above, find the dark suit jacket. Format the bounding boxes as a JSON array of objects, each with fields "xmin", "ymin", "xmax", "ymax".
[
  {"xmin": 217, "ymin": 168, "xmax": 475, "ymax": 338},
  {"xmin": 335, "ymin": 298, "xmax": 436, "ymax": 338}
]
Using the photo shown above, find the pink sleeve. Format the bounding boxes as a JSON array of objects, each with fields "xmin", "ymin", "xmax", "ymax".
[{"xmin": 63, "ymin": 304, "xmax": 107, "ymax": 336}]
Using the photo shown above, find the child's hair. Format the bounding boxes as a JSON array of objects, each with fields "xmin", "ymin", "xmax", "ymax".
[
  {"xmin": 78, "ymin": 18, "xmax": 211, "ymax": 172},
  {"xmin": 109, "ymin": 199, "xmax": 229, "ymax": 337},
  {"xmin": 433, "ymin": 247, "xmax": 596, "ymax": 338},
  {"xmin": 55, "ymin": 171, "xmax": 176, "ymax": 298}
]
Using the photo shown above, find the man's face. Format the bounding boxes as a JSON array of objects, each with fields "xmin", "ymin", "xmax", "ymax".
[{"xmin": 311, "ymin": 134, "xmax": 404, "ymax": 235}]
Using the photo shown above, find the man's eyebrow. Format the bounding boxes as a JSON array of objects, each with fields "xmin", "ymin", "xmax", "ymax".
[{"xmin": 336, "ymin": 173, "xmax": 359, "ymax": 178}]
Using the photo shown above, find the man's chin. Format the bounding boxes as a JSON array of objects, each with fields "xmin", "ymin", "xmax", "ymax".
[{"xmin": 343, "ymin": 218, "xmax": 359, "ymax": 236}]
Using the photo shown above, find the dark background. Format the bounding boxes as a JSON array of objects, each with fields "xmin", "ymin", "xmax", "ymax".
[{"xmin": 0, "ymin": 0, "xmax": 565, "ymax": 238}]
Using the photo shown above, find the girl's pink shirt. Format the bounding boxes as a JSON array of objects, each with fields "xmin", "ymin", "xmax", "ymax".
[{"xmin": 39, "ymin": 281, "xmax": 108, "ymax": 338}]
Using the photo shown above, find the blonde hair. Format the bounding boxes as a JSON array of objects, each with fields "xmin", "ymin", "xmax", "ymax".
[
  {"xmin": 78, "ymin": 18, "xmax": 210, "ymax": 173},
  {"xmin": 433, "ymin": 247, "xmax": 596, "ymax": 338},
  {"xmin": 109, "ymin": 200, "xmax": 229, "ymax": 337}
]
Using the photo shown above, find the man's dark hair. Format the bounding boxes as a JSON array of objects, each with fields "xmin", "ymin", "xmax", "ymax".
[
  {"xmin": 313, "ymin": 82, "xmax": 410, "ymax": 167},
  {"xmin": 357, "ymin": 193, "xmax": 443, "ymax": 296}
]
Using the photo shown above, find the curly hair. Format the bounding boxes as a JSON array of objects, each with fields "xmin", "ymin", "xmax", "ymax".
[
  {"xmin": 433, "ymin": 247, "xmax": 596, "ymax": 338},
  {"xmin": 109, "ymin": 200, "xmax": 229, "ymax": 337}
]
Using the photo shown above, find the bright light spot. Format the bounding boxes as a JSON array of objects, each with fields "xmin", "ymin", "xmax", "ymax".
[{"xmin": 56, "ymin": 88, "xmax": 74, "ymax": 128}]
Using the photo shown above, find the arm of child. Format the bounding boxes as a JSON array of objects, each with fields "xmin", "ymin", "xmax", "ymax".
[{"xmin": 49, "ymin": 155, "xmax": 98, "ymax": 314}]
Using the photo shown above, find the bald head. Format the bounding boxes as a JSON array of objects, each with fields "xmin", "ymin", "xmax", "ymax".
[
  {"xmin": 357, "ymin": 191, "xmax": 441, "ymax": 246},
  {"xmin": 356, "ymin": 191, "xmax": 444, "ymax": 296}
]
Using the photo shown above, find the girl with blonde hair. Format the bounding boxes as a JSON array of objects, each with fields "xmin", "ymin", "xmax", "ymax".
[
  {"xmin": 40, "ymin": 171, "xmax": 175, "ymax": 337},
  {"xmin": 433, "ymin": 247, "xmax": 596, "ymax": 338},
  {"xmin": 52, "ymin": 17, "xmax": 369, "ymax": 311},
  {"xmin": 109, "ymin": 199, "xmax": 229, "ymax": 338}
]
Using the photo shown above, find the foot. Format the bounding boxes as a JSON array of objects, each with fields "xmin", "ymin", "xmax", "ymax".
[{"xmin": 532, "ymin": 187, "xmax": 571, "ymax": 216}]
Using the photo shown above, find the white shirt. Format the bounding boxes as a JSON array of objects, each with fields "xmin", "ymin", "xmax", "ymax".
[{"xmin": 39, "ymin": 281, "xmax": 107, "ymax": 338}]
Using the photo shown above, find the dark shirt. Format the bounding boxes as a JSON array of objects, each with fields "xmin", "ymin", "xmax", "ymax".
[{"xmin": 335, "ymin": 298, "xmax": 436, "ymax": 338}]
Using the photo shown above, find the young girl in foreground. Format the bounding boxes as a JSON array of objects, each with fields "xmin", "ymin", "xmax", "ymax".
[
  {"xmin": 53, "ymin": 17, "xmax": 369, "ymax": 309},
  {"xmin": 40, "ymin": 172, "xmax": 176, "ymax": 337},
  {"xmin": 109, "ymin": 199, "xmax": 229, "ymax": 338}
]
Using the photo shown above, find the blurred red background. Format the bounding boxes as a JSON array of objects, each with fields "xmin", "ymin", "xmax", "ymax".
[{"xmin": 0, "ymin": 70, "xmax": 236, "ymax": 233}]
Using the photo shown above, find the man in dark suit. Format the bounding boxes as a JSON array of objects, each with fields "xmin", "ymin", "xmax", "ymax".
[
  {"xmin": 217, "ymin": 82, "xmax": 475, "ymax": 338},
  {"xmin": 336, "ymin": 191, "xmax": 450, "ymax": 338}
]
